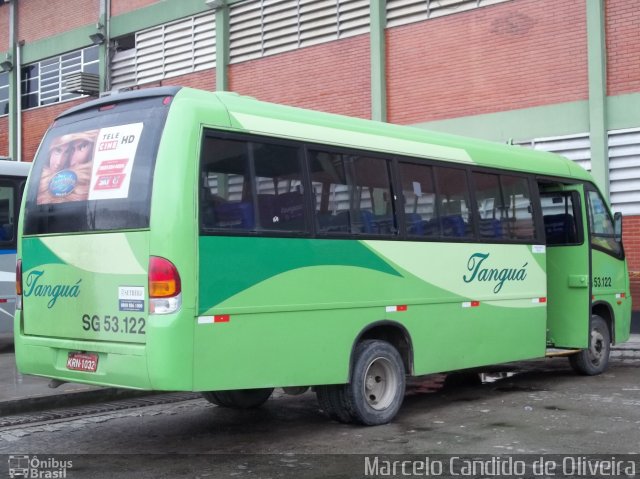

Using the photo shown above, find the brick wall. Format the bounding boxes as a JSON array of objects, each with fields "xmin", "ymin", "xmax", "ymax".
[
  {"xmin": 624, "ymin": 215, "xmax": 640, "ymax": 311},
  {"xmin": 0, "ymin": 4, "xmax": 9, "ymax": 53},
  {"xmin": 18, "ymin": 0, "xmax": 99, "ymax": 44},
  {"xmin": 0, "ymin": 116, "xmax": 7, "ymax": 157},
  {"xmin": 387, "ymin": 0, "xmax": 588, "ymax": 124},
  {"xmin": 111, "ymin": 0, "xmax": 160, "ymax": 18},
  {"xmin": 145, "ymin": 69, "xmax": 216, "ymax": 91},
  {"xmin": 606, "ymin": 0, "xmax": 640, "ymax": 96},
  {"xmin": 604, "ymin": 0, "xmax": 639, "ymax": 313},
  {"xmin": 229, "ymin": 35, "xmax": 371, "ymax": 119},
  {"xmin": 18, "ymin": 67, "xmax": 215, "ymax": 163}
]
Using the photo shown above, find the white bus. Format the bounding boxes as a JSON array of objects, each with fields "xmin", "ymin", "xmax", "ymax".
[{"xmin": 0, "ymin": 160, "xmax": 30, "ymax": 346}]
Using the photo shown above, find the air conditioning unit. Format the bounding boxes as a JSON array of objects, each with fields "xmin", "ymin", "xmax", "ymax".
[{"xmin": 63, "ymin": 72, "xmax": 100, "ymax": 97}]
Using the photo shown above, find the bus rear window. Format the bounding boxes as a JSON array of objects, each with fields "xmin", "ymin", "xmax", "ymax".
[{"xmin": 23, "ymin": 97, "xmax": 169, "ymax": 235}]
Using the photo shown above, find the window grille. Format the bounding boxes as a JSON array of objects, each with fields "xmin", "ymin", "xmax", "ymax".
[
  {"xmin": 110, "ymin": 12, "xmax": 216, "ymax": 90},
  {"xmin": 386, "ymin": 0, "xmax": 511, "ymax": 29},
  {"xmin": 518, "ymin": 129, "xmax": 640, "ymax": 216},
  {"xmin": 20, "ymin": 46, "xmax": 99, "ymax": 110},
  {"xmin": 229, "ymin": 0, "xmax": 370, "ymax": 64},
  {"xmin": 0, "ymin": 72, "xmax": 8, "ymax": 116}
]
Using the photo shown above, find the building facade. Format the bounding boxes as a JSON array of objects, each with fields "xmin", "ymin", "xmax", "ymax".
[{"xmin": 0, "ymin": 0, "xmax": 639, "ymax": 309}]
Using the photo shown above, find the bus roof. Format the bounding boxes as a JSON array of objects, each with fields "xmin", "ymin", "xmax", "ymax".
[
  {"xmin": 0, "ymin": 160, "xmax": 31, "ymax": 177},
  {"xmin": 57, "ymin": 86, "xmax": 593, "ymax": 183},
  {"xmin": 208, "ymin": 90, "xmax": 592, "ymax": 182}
]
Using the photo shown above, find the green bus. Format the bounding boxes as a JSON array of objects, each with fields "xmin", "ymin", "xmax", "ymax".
[{"xmin": 15, "ymin": 87, "xmax": 631, "ymax": 425}]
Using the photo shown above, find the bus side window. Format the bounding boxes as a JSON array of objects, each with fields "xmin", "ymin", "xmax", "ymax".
[
  {"xmin": 310, "ymin": 151, "xmax": 395, "ymax": 236},
  {"xmin": 473, "ymin": 172, "xmax": 505, "ymax": 240},
  {"xmin": 309, "ymin": 151, "xmax": 350, "ymax": 233},
  {"xmin": 586, "ymin": 188, "xmax": 621, "ymax": 256},
  {"xmin": 0, "ymin": 181, "xmax": 16, "ymax": 243},
  {"xmin": 434, "ymin": 167, "xmax": 473, "ymax": 239},
  {"xmin": 397, "ymin": 162, "xmax": 438, "ymax": 238},
  {"xmin": 252, "ymin": 142, "xmax": 306, "ymax": 232},
  {"xmin": 472, "ymin": 172, "xmax": 535, "ymax": 242},
  {"xmin": 540, "ymin": 192, "xmax": 580, "ymax": 245},
  {"xmin": 200, "ymin": 137, "xmax": 254, "ymax": 231}
]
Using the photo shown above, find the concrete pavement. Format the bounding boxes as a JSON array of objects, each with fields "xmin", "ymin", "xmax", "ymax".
[{"xmin": 1, "ymin": 334, "xmax": 638, "ymax": 418}]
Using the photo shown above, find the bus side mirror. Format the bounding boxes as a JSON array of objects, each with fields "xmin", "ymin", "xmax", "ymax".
[{"xmin": 614, "ymin": 211, "xmax": 623, "ymax": 242}]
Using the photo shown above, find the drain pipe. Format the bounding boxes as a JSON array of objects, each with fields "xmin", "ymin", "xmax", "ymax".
[
  {"xmin": 99, "ymin": 0, "xmax": 112, "ymax": 93},
  {"xmin": 7, "ymin": 0, "xmax": 18, "ymax": 161},
  {"xmin": 15, "ymin": 40, "xmax": 22, "ymax": 162}
]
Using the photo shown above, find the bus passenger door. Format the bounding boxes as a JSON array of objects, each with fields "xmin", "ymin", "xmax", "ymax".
[{"xmin": 539, "ymin": 184, "xmax": 590, "ymax": 348}]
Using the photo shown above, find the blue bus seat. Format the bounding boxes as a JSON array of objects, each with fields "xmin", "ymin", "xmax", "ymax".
[
  {"xmin": 359, "ymin": 210, "xmax": 374, "ymax": 233},
  {"xmin": 478, "ymin": 218, "xmax": 503, "ymax": 239},
  {"xmin": 442, "ymin": 214, "xmax": 466, "ymax": 237},
  {"xmin": 406, "ymin": 213, "xmax": 425, "ymax": 236},
  {"xmin": 214, "ymin": 202, "xmax": 255, "ymax": 229}
]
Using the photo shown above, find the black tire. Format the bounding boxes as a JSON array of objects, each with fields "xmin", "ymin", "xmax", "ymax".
[
  {"xmin": 346, "ymin": 340, "xmax": 406, "ymax": 425},
  {"xmin": 317, "ymin": 340, "xmax": 406, "ymax": 425},
  {"xmin": 201, "ymin": 387, "xmax": 274, "ymax": 409},
  {"xmin": 316, "ymin": 385, "xmax": 352, "ymax": 423},
  {"xmin": 568, "ymin": 315, "xmax": 611, "ymax": 376}
]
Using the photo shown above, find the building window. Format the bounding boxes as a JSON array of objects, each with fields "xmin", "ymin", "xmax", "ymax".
[
  {"xmin": 0, "ymin": 72, "xmax": 8, "ymax": 116},
  {"xmin": 20, "ymin": 45, "xmax": 99, "ymax": 110}
]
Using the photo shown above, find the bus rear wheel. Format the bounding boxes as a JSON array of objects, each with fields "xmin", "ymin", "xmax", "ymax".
[
  {"xmin": 316, "ymin": 340, "xmax": 406, "ymax": 425},
  {"xmin": 568, "ymin": 315, "xmax": 611, "ymax": 376},
  {"xmin": 201, "ymin": 388, "xmax": 274, "ymax": 409}
]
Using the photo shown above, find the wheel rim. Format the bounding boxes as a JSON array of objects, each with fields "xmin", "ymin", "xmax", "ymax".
[
  {"xmin": 588, "ymin": 328, "xmax": 606, "ymax": 365},
  {"xmin": 363, "ymin": 356, "xmax": 397, "ymax": 410}
]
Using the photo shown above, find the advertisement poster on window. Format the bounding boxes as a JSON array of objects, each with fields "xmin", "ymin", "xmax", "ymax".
[{"xmin": 36, "ymin": 123, "xmax": 144, "ymax": 205}]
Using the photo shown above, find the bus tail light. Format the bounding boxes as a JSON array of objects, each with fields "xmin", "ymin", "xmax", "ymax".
[
  {"xmin": 149, "ymin": 256, "xmax": 182, "ymax": 315},
  {"xmin": 16, "ymin": 259, "xmax": 22, "ymax": 310}
]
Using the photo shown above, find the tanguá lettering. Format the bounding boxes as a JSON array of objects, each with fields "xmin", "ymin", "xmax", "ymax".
[
  {"xmin": 463, "ymin": 252, "xmax": 527, "ymax": 293},
  {"xmin": 23, "ymin": 270, "xmax": 81, "ymax": 308}
]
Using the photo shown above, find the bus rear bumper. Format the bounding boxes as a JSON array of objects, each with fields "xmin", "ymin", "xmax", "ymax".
[{"xmin": 15, "ymin": 335, "xmax": 153, "ymax": 390}]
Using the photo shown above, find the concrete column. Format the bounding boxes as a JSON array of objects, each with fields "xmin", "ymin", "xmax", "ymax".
[
  {"xmin": 215, "ymin": 2, "xmax": 230, "ymax": 91},
  {"xmin": 370, "ymin": 0, "xmax": 387, "ymax": 122},
  {"xmin": 586, "ymin": 0, "xmax": 609, "ymax": 198}
]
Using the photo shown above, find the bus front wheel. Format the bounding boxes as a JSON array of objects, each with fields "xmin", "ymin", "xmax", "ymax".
[
  {"xmin": 568, "ymin": 315, "xmax": 611, "ymax": 376},
  {"xmin": 201, "ymin": 388, "xmax": 274, "ymax": 409},
  {"xmin": 317, "ymin": 340, "xmax": 406, "ymax": 425}
]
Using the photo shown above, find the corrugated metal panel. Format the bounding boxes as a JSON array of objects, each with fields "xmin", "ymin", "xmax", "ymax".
[
  {"xmin": 229, "ymin": 0, "xmax": 370, "ymax": 64},
  {"xmin": 110, "ymin": 49, "xmax": 137, "ymax": 90},
  {"xmin": 229, "ymin": 0, "xmax": 264, "ymax": 63},
  {"xmin": 338, "ymin": 0, "xmax": 370, "ymax": 38},
  {"xmin": 298, "ymin": 0, "xmax": 338, "ymax": 49},
  {"xmin": 608, "ymin": 128, "xmax": 640, "ymax": 216},
  {"xmin": 386, "ymin": 0, "xmax": 512, "ymax": 29},
  {"xmin": 519, "ymin": 133, "xmax": 592, "ymax": 173},
  {"xmin": 518, "ymin": 129, "xmax": 640, "ymax": 215},
  {"xmin": 110, "ymin": 12, "xmax": 215, "ymax": 90}
]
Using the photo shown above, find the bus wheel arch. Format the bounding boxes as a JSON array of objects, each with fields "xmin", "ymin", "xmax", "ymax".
[
  {"xmin": 591, "ymin": 301, "xmax": 615, "ymax": 344},
  {"xmin": 352, "ymin": 321, "xmax": 414, "ymax": 378}
]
